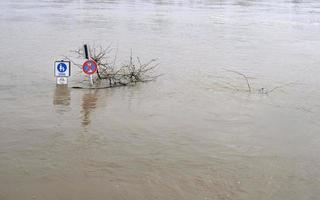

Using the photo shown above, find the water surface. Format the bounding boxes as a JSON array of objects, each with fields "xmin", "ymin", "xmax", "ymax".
[{"xmin": 0, "ymin": 0, "xmax": 320, "ymax": 199}]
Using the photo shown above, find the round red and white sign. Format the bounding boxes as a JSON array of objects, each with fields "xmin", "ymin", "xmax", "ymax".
[{"xmin": 82, "ymin": 60, "xmax": 98, "ymax": 75}]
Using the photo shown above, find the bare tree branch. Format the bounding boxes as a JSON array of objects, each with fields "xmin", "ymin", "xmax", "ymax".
[
  {"xmin": 224, "ymin": 69, "xmax": 252, "ymax": 92},
  {"xmin": 65, "ymin": 44, "xmax": 160, "ymax": 88}
]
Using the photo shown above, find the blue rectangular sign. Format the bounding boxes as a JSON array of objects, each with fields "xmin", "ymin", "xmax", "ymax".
[{"xmin": 54, "ymin": 61, "xmax": 71, "ymax": 77}]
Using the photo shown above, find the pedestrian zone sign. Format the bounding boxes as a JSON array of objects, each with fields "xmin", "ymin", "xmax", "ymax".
[{"xmin": 54, "ymin": 61, "xmax": 71, "ymax": 77}]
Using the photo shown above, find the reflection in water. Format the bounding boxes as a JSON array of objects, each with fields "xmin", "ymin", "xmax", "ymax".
[
  {"xmin": 81, "ymin": 89, "xmax": 99, "ymax": 127},
  {"xmin": 53, "ymin": 85, "xmax": 71, "ymax": 106}
]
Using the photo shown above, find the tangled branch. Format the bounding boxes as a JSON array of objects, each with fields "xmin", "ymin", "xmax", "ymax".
[{"xmin": 65, "ymin": 45, "xmax": 160, "ymax": 88}]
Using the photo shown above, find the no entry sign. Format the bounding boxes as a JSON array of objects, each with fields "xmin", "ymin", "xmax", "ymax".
[{"xmin": 82, "ymin": 60, "xmax": 97, "ymax": 75}]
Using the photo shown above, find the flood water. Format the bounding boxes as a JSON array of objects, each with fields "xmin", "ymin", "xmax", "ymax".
[{"xmin": 1, "ymin": 0, "xmax": 320, "ymax": 199}]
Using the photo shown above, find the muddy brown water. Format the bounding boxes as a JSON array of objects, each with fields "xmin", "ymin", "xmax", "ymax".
[{"xmin": 0, "ymin": 0, "xmax": 320, "ymax": 199}]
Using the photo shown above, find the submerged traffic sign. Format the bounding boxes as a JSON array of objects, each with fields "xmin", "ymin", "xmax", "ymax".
[
  {"xmin": 56, "ymin": 77, "xmax": 68, "ymax": 85},
  {"xmin": 82, "ymin": 60, "xmax": 97, "ymax": 75},
  {"xmin": 55, "ymin": 61, "xmax": 71, "ymax": 77}
]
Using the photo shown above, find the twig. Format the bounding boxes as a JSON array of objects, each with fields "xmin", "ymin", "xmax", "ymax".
[
  {"xmin": 224, "ymin": 69, "xmax": 252, "ymax": 92},
  {"xmin": 264, "ymin": 82, "xmax": 297, "ymax": 94}
]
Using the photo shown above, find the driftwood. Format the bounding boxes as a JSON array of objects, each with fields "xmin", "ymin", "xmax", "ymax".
[{"xmin": 223, "ymin": 69, "xmax": 296, "ymax": 94}]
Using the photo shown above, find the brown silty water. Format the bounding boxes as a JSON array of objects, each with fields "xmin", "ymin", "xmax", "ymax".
[{"xmin": 0, "ymin": 0, "xmax": 320, "ymax": 199}]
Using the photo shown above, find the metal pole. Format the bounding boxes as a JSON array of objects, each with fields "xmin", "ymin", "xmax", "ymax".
[
  {"xmin": 89, "ymin": 75, "xmax": 94, "ymax": 86},
  {"xmin": 84, "ymin": 44, "xmax": 94, "ymax": 86},
  {"xmin": 84, "ymin": 44, "xmax": 89, "ymax": 59}
]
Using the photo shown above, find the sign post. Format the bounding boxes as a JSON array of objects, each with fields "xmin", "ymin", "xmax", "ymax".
[
  {"xmin": 82, "ymin": 44, "xmax": 97, "ymax": 86},
  {"xmin": 54, "ymin": 60, "xmax": 71, "ymax": 85},
  {"xmin": 84, "ymin": 44, "xmax": 89, "ymax": 60}
]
